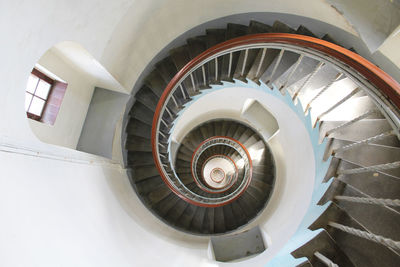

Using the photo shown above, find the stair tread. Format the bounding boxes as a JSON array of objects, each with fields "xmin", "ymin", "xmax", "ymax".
[
  {"xmin": 310, "ymin": 203, "xmax": 400, "ymax": 267},
  {"xmin": 292, "ymin": 230, "xmax": 355, "ymax": 267}
]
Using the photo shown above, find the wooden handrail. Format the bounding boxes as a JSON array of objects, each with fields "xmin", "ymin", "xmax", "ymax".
[{"xmin": 151, "ymin": 33, "xmax": 400, "ymax": 207}]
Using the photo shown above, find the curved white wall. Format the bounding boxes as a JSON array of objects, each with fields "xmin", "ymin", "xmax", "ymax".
[
  {"xmin": 171, "ymin": 86, "xmax": 315, "ymax": 265},
  {"xmin": 0, "ymin": 0, "xmax": 399, "ymax": 266}
]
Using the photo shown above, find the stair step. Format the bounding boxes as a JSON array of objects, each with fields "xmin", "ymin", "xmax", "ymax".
[
  {"xmin": 166, "ymin": 199, "xmax": 188, "ymax": 224},
  {"xmin": 204, "ymin": 28, "xmax": 226, "ymax": 84},
  {"xmin": 126, "ymin": 118, "xmax": 152, "ymax": 138},
  {"xmin": 322, "ymin": 34, "xmax": 338, "ymax": 45},
  {"xmin": 248, "ymin": 20, "xmax": 272, "ymax": 34},
  {"xmin": 238, "ymin": 128, "xmax": 254, "ymax": 144},
  {"xmin": 186, "ymin": 36, "xmax": 207, "ymax": 58},
  {"xmin": 310, "ymin": 203, "xmax": 400, "ymax": 267},
  {"xmin": 187, "ymin": 36, "xmax": 210, "ymax": 89},
  {"xmin": 125, "ymin": 135, "xmax": 151, "ymax": 152},
  {"xmin": 199, "ymin": 125, "xmax": 210, "ymax": 139},
  {"xmin": 290, "ymin": 64, "xmax": 344, "ymax": 105},
  {"xmin": 170, "ymin": 45, "xmax": 202, "ymax": 94},
  {"xmin": 242, "ymin": 134, "xmax": 260, "ymax": 148},
  {"xmin": 203, "ymin": 207, "xmax": 215, "ymax": 234},
  {"xmin": 261, "ymin": 49, "xmax": 301, "ymax": 85},
  {"xmin": 296, "ymin": 25, "xmax": 317, "ymax": 37},
  {"xmin": 144, "ymin": 70, "xmax": 166, "ymax": 97},
  {"xmin": 336, "ymin": 182, "xmax": 400, "ymax": 240},
  {"xmin": 271, "ymin": 20, "xmax": 296, "ymax": 33},
  {"xmin": 176, "ymin": 151, "xmax": 192, "ymax": 162},
  {"xmin": 223, "ymin": 204, "xmax": 237, "ymax": 231},
  {"xmin": 130, "ymin": 165, "xmax": 160, "ymax": 182},
  {"xmin": 296, "ymin": 260, "xmax": 313, "ymax": 267},
  {"xmin": 190, "ymin": 207, "xmax": 207, "ymax": 233},
  {"xmin": 135, "ymin": 175, "xmax": 164, "ymax": 195},
  {"xmin": 155, "ymin": 56, "xmax": 178, "ymax": 84},
  {"xmin": 292, "ymin": 230, "xmax": 355, "ymax": 267},
  {"xmin": 205, "ymin": 28, "xmax": 226, "ymax": 47},
  {"xmin": 220, "ymin": 120, "xmax": 230, "ymax": 136},
  {"xmin": 177, "ymin": 204, "xmax": 198, "ymax": 230},
  {"xmin": 338, "ymin": 170, "xmax": 400, "ymax": 200},
  {"xmin": 335, "ymin": 143, "xmax": 400, "ymax": 170},
  {"xmin": 154, "ymin": 193, "xmax": 180, "ymax": 216},
  {"xmin": 226, "ymin": 122, "xmax": 238, "ymax": 137},
  {"xmin": 234, "ymin": 47, "xmax": 260, "ymax": 82},
  {"xmin": 177, "ymin": 144, "xmax": 194, "ymax": 158},
  {"xmin": 226, "ymin": 23, "xmax": 249, "ymax": 39},
  {"xmin": 320, "ymin": 119, "xmax": 392, "ymax": 142},
  {"xmin": 219, "ymin": 23, "xmax": 248, "ymax": 82},
  {"xmin": 230, "ymin": 200, "xmax": 248, "ymax": 226},
  {"xmin": 247, "ymin": 47, "xmax": 281, "ymax": 83},
  {"xmin": 127, "ymin": 151, "xmax": 154, "ymax": 167},
  {"xmin": 237, "ymin": 192, "xmax": 260, "ymax": 218},
  {"xmin": 213, "ymin": 121, "xmax": 222, "ymax": 137},
  {"xmin": 232, "ymin": 125, "xmax": 246, "ymax": 140},
  {"xmin": 147, "ymin": 184, "xmax": 172, "ymax": 205},
  {"xmin": 315, "ymin": 96, "xmax": 378, "ymax": 123},
  {"xmin": 129, "ymin": 101, "xmax": 154, "ymax": 125},
  {"xmin": 214, "ymin": 206, "xmax": 226, "ymax": 233},
  {"xmin": 336, "ymin": 155, "xmax": 400, "ymax": 179},
  {"xmin": 135, "ymin": 86, "xmax": 159, "ymax": 111},
  {"xmin": 207, "ymin": 122, "xmax": 215, "ymax": 137}
]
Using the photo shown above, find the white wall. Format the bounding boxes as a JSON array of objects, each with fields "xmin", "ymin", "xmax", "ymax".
[
  {"xmin": 170, "ymin": 87, "xmax": 315, "ymax": 266},
  {"xmin": 29, "ymin": 48, "xmax": 95, "ymax": 149},
  {"xmin": 0, "ymin": 0, "xmax": 399, "ymax": 266},
  {"xmin": 101, "ymin": 0, "xmax": 360, "ymax": 90},
  {"xmin": 0, "ymin": 152, "xmax": 212, "ymax": 267}
]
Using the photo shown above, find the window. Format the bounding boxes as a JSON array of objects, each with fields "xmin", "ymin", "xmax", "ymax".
[{"xmin": 25, "ymin": 68, "xmax": 67, "ymax": 125}]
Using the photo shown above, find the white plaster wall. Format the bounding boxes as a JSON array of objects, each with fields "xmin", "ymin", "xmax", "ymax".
[
  {"xmin": 379, "ymin": 32, "xmax": 400, "ymax": 69},
  {"xmin": 0, "ymin": 152, "xmax": 212, "ymax": 267},
  {"xmin": 29, "ymin": 48, "xmax": 95, "ymax": 149},
  {"xmin": 0, "ymin": 0, "xmax": 399, "ymax": 266},
  {"xmin": 102, "ymin": 0, "xmax": 359, "ymax": 90},
  {"xmin": 171, "ymin": 87, "xmax": 315, "ymax": 266},
  {"xmin": 0, "ymin": 0, "xmax": 133, "ymax": 155}
]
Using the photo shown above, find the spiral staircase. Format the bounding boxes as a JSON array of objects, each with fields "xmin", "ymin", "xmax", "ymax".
[{"xmin": 123, "ymin": 20, "xmax": 400, "ymax": 266}]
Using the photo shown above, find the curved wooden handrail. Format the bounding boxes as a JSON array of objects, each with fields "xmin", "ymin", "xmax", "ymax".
[{"xmin": 151, "ymin": 33, "xmax": 400, "ymax": 207}]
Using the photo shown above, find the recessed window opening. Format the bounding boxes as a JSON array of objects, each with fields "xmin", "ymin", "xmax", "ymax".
[{"xmin": 25, "ymin": 64, "xmax": 67, "ymax": 125}]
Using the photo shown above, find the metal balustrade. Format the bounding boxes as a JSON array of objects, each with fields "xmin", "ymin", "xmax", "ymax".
[{"xmin": 150, "ymin": 34, "xmax": 400, "ymax": 210}]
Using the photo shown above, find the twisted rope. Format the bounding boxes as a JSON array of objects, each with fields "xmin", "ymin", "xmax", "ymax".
[
  {"xmin": 280, "ymin": 54, "xmax": 304, "ymax": 91},
  {"xmin": 335, "ymin": 195, "xmax": 400, "ymax": 207},
  {"xmin": 337, "ymin": 161, "xmax": 400, "ymax": 175},
  {"xmin": 317, "ymin": 87, "xmax": 361, "ymax": 121},
  {"xmin": 333, "ymin": 130, "xmax": 394, "ymax": 154},
  {"xmin": 328, "ymin": 222, "xmax": 400, "ymax": 251},
  {"xmin": 305, "ymin": 72, "xmax": 343, "ymax": 113},
  {"xmin": 293, "ymin": 61, "xmax": 324, "ymax": 100},
  {"xmin": 325, "ymin": 109, "xmax": 379, "ymax": 137}
]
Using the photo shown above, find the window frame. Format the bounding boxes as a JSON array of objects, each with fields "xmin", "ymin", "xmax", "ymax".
[
  {"xmin": 26, "ymin": 68, "xmax": 54, "ymax": 120},
  {"xmin": 26, "ymin": 68, "xmax": 67, "ymax": 125}
]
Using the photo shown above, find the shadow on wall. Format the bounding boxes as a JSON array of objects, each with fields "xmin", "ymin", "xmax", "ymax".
[{"xmin": 25, "ymin": 41, "xmax": 129, "ymax": 160}]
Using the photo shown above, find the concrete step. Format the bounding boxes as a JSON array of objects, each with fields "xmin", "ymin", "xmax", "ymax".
[{"xmin": 292, "ymin": 230, "xmax": 355, "ymax": 267}]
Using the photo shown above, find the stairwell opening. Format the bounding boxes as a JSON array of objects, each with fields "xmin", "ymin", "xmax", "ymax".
[
  {"xmin": 25, "ymin": 41, "xmax": 129, "ymax": 160},
  {"xmin": 122, "ymin": 18, "xmax": 400, "ymax": 266}
]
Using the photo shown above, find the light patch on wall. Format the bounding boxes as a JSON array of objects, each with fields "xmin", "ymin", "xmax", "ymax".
[{"xmin": 52, "ymin": 41, "xmax": 128, "ymax": 93}]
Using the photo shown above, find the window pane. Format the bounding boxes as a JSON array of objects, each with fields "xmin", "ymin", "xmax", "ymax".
[
  {"xmin": 25, "ymin": 93, "xmax": 33, "ymax": 111},
  {"xmin": 35, "ymin": 79, "xmax": 51, "ymax": 99},
  {"xmin": 26, "ymin": 74, "xmax": 39, "ymax": 94},
  {"xmin": 29, "ymin": 96, "xmax": 45, "ymax": 116}
]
